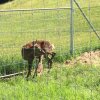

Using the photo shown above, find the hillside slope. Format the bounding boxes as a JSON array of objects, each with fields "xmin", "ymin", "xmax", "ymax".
[{"xmin": 0, "ymin": 0, "xmax": 100, "ymax": 9}]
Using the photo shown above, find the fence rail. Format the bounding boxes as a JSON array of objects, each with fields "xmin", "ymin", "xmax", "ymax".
[
  {"xmin": 0, "ymin": 71, "xmax": 26, "ymax": 79},
  {"xmin": 0, "ymin": 7, "xmax": 71, "ymax": 12}
]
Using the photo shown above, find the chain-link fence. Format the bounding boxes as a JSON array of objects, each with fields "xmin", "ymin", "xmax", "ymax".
[{"xmin": 0, "ymin": 0, "xmax": 100, "ymax": 99}]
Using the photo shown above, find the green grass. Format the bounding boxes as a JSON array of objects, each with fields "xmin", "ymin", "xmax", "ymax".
[
  {"xmin": 0, "ymin": 0, "xmax": 99, "ymax": 71},
  {"xmin": 0, "ymin": 0, "xmax": 100, "ymax": 99},
  {"xmin": 0, "ymin": 0, "xmax": 100, "ymax": 9},
  {"xmin": 0, "ymin": 6, "xmax": 99, "ymax": 73},
  {"xmin": 0, "ymin": 64, "xmax": 100, "ymax": 100}
]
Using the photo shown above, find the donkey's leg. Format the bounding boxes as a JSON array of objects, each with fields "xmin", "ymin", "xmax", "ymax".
[
  {"xmin": 26, "ymin": 60, "xmax": 33, "ymax": 78},
  {"xmin": 47, "ymin": 52, "xmax": 56, "ymax": 72},
  {"xmin": 33, "ymin": 59, "xmax": 39, "ymax": 78},
  {"xmin": 33, "ymin": 55, "xmax": 44, "ymax": 78}
]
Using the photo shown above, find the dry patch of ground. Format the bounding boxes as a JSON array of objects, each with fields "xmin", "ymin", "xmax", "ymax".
[{"xmin": 65, "ymin": 50, "xmax": 100, "ymax": 66}]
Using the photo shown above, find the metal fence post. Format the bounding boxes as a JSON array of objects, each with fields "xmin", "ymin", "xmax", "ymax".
[{"xmin": 70, "ymin": 0, "xmax": 74, "ymax": 55}]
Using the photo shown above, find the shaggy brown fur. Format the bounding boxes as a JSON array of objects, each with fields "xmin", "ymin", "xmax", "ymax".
[{"xmin": 21, "ymin": 40, "xmax": 56, "ymax": 78}]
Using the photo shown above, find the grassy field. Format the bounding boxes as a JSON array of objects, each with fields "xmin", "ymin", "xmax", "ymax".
[
  {"xmin": 0, "ymin": 64, "xmax": 100, "ymax": 100},
  {"xmin": 0, "ymin": 0, "xmax": 100, "ymax": 9},
  {"xmin": 0, "ymin": 0, "xmax": 100, "ymax": 99}
]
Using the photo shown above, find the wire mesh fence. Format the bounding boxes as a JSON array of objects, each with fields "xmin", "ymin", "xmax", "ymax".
[{"xmin": 0, "ymin": 0, "xmax": 100, "ymax": 100}]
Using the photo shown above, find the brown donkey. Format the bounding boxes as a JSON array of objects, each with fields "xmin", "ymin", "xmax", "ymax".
[{"xmin": 21, "ymin": 40, "xmax": 56, "ymax": 78}]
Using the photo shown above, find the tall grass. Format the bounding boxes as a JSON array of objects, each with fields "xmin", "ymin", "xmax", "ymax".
[{"xmin": 0, "ymin": 64, "xmax": 100, "ymax": 100}]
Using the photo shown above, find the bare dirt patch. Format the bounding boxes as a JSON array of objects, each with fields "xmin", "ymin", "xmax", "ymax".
[{"xmin": 65, "ymin": 50, "xmax": 100, "ymax": 66}]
